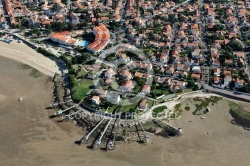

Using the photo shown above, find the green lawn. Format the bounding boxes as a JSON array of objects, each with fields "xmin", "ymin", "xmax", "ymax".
[
  {"xmin": 154, "ymin": 88, "xmax": 170, "ymax": 96},
  {"xmin": 229, "ymin": 102, "xmax": 250, "ymax": 127},
  {"xmin": 111, "ymin": 82, "xmax": 119, "ymax": 90},
  {"xmin": 117, "ymin": 99, "xmax": 139, "ymax": 113},
  {"xmin": 133, "ymin": 85, "xmax": 141, "ymax": 93},
  {"xmin": 107, "ymin": 105, "xmax": 119, "ymax": 114},
  {"xmin": 72, "ymin": 79, "xmax": 93, "ymax": 101},
  {"xmin": 193, "ymin": 96, "xmax": 222, "ymax": 115},
  {"xmin": 152, "ymin": 106, "xmax": 167, "ymax": 117},
  {"xmin": 77, "ymin": 68, "xmax": 87, "ymax": 78},
  {"xmin": 230, "ymin": 108, "xmax": 250, "ymax": 121},
  {"xmin": 105, "ymin": 53, "xmax": 117, "ymax": 61},
  {"xmin": 229, "ymin": 101, "xmax": 240, "ymax": 110},
  {"xmin": 154, "ymin": 89, "xmax": 162, "ymax": 95}
]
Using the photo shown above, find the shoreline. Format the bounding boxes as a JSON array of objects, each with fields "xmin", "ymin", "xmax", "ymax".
[
  {"xmin": 0, "ymin": 41, "xmax": 60, "ymax": 77},
  {"xmin": 0, "ymin": 56, "xmax": 250, "ymax": 166}
]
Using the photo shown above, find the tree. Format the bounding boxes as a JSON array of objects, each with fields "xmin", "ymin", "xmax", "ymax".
[
  {"xmin": 192, "ymin": 84, "xmax": 200, "ymax": 91},
  {"xmin": 21, "ymin": 19, "xmax": 29, "ymax": 28},
  {"xmin": 227, "ymin": 39, "xmax": 243, "ymax": 51},
  {"xmin": 150, "ymin": 92, "xmax": 157, "ymax": 98},
  {"xmin": 240, "ymin": 26, "xmax": 250, "ymax": 32},
  {"xmin": 51, "ymin": 22, "xmax": 67, "ymax": 32},
  {"xmin": 187, "ymin": 80, "xmax": 195, "ymax": 88},
  {"xmin": 213, "ymin": 23, "xmax": 225, "ymax": 31},
  {"xmin": 241, "ymin": 85, "xmax": 250, "ymax": 93},
  {"xmin": 68, "ymin": 23, "xmax": 76, "ymax": 31},
  {"xmin": 129, "ymin": 108, "xmax": 136, "ymax": 113},
  {"xmin": 238, "ymin": 62, "xmax": 244, "ymax": 68}
]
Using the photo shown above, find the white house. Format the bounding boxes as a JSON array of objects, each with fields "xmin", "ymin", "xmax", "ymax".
[
  {"xmin": 224, "ymin": 75, "xmax": 232, "ymax": 86},
  {"xmin": 235, "ymin": 78, "xmax": 244, "ymax": 88},
  {"xmin": 107, "ymin": 93, "xmax": 120, "ymax": 104},
  {"xmin": 192, "ymin": 66, "xmax": 201, "ymax": 73}
]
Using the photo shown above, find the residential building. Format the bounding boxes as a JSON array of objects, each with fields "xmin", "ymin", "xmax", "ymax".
[
  {"xmin": 191, "ymin": 73, "xmax": 200, "ymax": 80},
  {"xmin": 120, "ymin": 80, "xmax": 134, "ymax": 91},
  {"xmin": 120, "ymin": 70, "xmax": 132, "ymax": 80},
  {"xmin": 107, "ymin": 93, "xmax": 121, "ymax": 104},
  {"xmin": 192, "ymin": 66, "xmax": 201, "ymax": 73},
  {"xmin": 92, "ymin": 96, "xmax": 101, "ymax": 105},
  {"xmin": 87, "ymin": 24, "xmax": 110, "ymax": 54},
  {"xmin": 214, "ymin": 76, "xmax": 220, "ymax": 84},
  {"xmin": 214, "ymin": 68, "xmax": 220, "ymax": 76},
  {"xmin": 224, "ymin": 75, "xmax": 232, "ymax": 86},
  {"xmin": 235, "ymin": 78, "xmax": 244, "ymax": 88},
  {"xmin": 104, "ymin": 68, "xmax": 115, "ymax": 78},
  {"xmin": 50, "ymin": 31, "xmax": 78, "ymax": 46},
  {"xmin": 138, "ymin": 99, "xmax": 148, "ymax": 111},
  {"xmin": 141, "ymin": 85, "xmax": 151, "ymax": 94}
]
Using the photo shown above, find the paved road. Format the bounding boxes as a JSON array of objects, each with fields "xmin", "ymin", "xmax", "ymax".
[{"xmin": 204, "ymin": 84, "xmax": 250, "ymax": 102}]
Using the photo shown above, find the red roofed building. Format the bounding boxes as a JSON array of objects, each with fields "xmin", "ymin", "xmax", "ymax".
[
  {"xmin": 214, "ymin": 76, "xmax": 220, "ymax": 84},
  {"xmin": 50, "ymin": 31, "xmax": 78, "ymax": 45},
  {"xmin": 87, "ymin": 24, "xmax": 110, "ymax": 54},
  {"xmin": 141, "ymin": 85, "xmax": 151, "ymax": 94},
  {"xmin": 92, "ymin": 96, "xmax": 101, "ymax": 105},
  {"xmin": 138, "ymin": 99, "xmax": 148, "ymax": 111}
]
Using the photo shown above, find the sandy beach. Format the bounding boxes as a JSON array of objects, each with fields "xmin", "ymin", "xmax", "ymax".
[
  {"xmin": 0, "ymin": 41, "xmax": 60, "ymax": 77},
  {"xmin": 0, "ymin": 52, "xmax": 250, "ymax": 165}
]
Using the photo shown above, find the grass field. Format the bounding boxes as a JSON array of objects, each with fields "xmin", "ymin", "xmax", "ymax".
[
  {"xmin": 193, "ymin": 96, "xmax": 222, "ymax": 115},
  {"xmin": 133, "ymin": 85, "xmax": 141, "ymax": 93},
  {"xmin": 107, "ymin": 104, "xmax": 119, "ymax": 113},
  {"xmin": 152, "ymin": 106, "xmax": 167, "ymax": 117},
  {"xmin": 118, "ymin": 99, "xmax": 139, "ymax": 113},
  {"xmin": 229, "ymin": 102, "xmax": 250, "ymax": 125},
  {"xmin": 154, "ymin": 88, "xmax": 170, "ymax": 96},
  {"xmin": 230, "ymin": 108, "xmax": 250, "ymax": 121},
  {"xmin": 76, "ymin": 68, "xmax": 87, "ymax": 78},
  {"xmin": 229, "ymin": 101, "xmax": 240, "ymax": 110},
  {"xmin": 72, "ymin": 79, "xmax": 93, "ymax": 101}
]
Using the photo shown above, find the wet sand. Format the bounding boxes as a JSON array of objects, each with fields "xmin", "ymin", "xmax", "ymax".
[{"xmin": 0, "ymin": 56, "xmax": 250, "ymax": 166}]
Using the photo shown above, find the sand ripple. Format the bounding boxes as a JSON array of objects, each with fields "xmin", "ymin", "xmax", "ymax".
[{"xmin": 0, "ymin": 94, "xmax": 6, "ymax": 102}]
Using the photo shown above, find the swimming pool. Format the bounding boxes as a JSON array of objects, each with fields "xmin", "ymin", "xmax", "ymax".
[{"xmin": 77, "ymin": 40, "xmax": 90, "ymax": 47}]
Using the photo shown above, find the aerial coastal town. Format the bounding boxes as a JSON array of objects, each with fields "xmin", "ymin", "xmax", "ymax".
[{"xmin": 1, "ymin": 0, "xmax": 250, "ymax": 152}]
